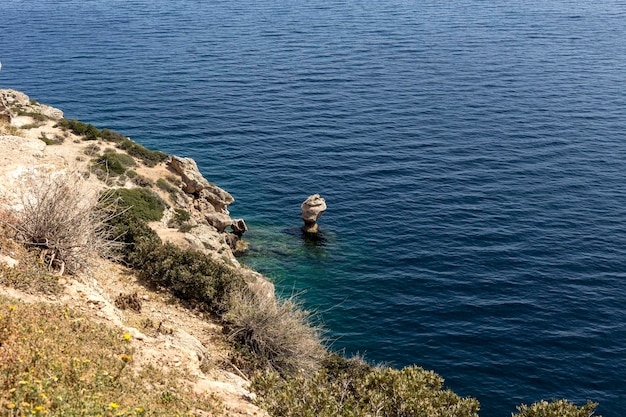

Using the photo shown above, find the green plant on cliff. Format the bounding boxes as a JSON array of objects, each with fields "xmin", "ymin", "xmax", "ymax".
[
  {"xmin": 0, "ymin": 260, "xmax": 62, "ymax": 295},
  {"xmin": 130, "ymin": 240, "xmax": 241, "ymax": 313},
  {"xmin": 92, "ymin": 152, "xmax": 137, "ymax": 176},
  {"xmin": 252, "ymin": 355, "xmax": 480, "ymax": 417},
  {"xmin": 109, "ymin": 188, "xmax": 167, "ymax": 222},
  {"xmin": 116, "ymin": 138, "xmax": 168, "ymax": 167},
  {"xmin": 55, "ymin": 118, "xmax": 101, "ymax": 140},
  {"xmin": 512, "ymin": 399, "xmax": 599, "ymax": 417},
  {"xmin": 100, "ymin": 128, "xmax": 128, "ymax": 143}
]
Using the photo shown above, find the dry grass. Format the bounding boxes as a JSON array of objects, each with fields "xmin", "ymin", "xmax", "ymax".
[
  {"xmin": 225, "ymin": 288, "xmax": 326, "ymax": 377},
  {"xmin": 0, "ymin": 261, "xmax": 62, "ymax": 296},
  {"xmin": 0, "ymin": 120, "xmax": 22, "ymax": 137},
  {"xmin": 0, "ymin": 295, "xmax": 223, "ymax": 416}
]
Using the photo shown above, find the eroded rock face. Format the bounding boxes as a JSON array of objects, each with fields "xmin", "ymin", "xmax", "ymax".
[
  {"xmin": 0, "ymin": 89, "xmax": 63, "ymax": 121},
  {"xmin": 170, "ymin": 156, "xmax": 212, "ymax": 194},
  {"xmin": 301, "ymin": 194, "xmax": 327, "ymax": 233},
  {"xmin": 168, "ymin": 155, "xmax": 247, "ymax": 248}
]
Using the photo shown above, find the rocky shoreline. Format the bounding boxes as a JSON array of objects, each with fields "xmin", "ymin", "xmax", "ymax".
[
  {"xmin": 0, "ymin": 88, "xmax": 274, "ymax": 294},
  {"xmin": 0, "ymin": 88, "xmax": 272, "ymax": 416}
]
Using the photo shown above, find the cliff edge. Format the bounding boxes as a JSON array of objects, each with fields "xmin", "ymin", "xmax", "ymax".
[{"xmin": 0, "ymin": 89, "xmax": 269, "ymax": 416}]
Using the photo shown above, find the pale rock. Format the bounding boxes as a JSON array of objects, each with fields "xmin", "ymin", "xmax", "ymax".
[
  {"xmin": 0, "ymin": 254, "xmax": 19, "ymax": 268},
  {"xmin": 197, "ymin": 186, "xmax": 234, "ymax": 212},
  {"xmin": 205, "ymin": 211, "xmax": 233, "ymax": 233},
  {"xmin": 301, "ymin": 194, "xmax": 327, "ymax": 233},
  {"xmin": 172, "ymin": 329, "xmax": 208, "ymax": 364}
]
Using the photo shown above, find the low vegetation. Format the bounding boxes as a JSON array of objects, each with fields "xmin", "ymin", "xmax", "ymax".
[
  {"xmin": 108, "ymin": 188, "xmax": 167, "ymax": 222},
  {"xmin": 512, "ymin": 399, "xmax": 599, "ymax": 417},
  {"xmin": 1, "ymin": 170, "xmax": 118, "ymax": 275},
  {"xmin": 56, "ymin": 119, "xmax": 168, "ymax": 166},
  {"xmin": 92, "ymin": 152, "xmax": 137, "ymax": 176},
  {"xmin": 116, "ymin": 139, "xmax": 168, "ymax": 167},
  {"xmin": 130, "ymin": 240, "xmax": 240, "ymax": 313},
  {"xmin": 167, "ymin": 208, "xmax": 191, "ymax": 229},
  {"xmin": 55, "ymin": 118, "xmax": 100, "ymax": 141},
  {"xmin": 0, "ymin": 297, "xmax": 222, "ymax": 416},
  {"xmin": 0, "ymin": 260, "xmax": 62, "ymax": 295},
  {"xmin": 225, "ymin": 288, "xmax": 325, "ymax": 377},
  {"xmin": 252, "ymin": 358, "xmax": 481, "ymax": 417}
]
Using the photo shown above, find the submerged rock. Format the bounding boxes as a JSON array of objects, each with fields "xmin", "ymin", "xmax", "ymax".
[{"xmin": 301, "ymin": 194, "xmax": 326, "ymax": 233}]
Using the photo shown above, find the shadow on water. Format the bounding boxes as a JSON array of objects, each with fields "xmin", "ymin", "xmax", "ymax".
[{"xmin": 285, "ymin": 227, "xmax": 329, "ymax": 247}]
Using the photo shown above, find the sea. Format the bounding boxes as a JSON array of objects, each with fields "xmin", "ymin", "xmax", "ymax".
[{"xmin": 1, "ymin": 1, "xmax": 625, "ymax": 415}]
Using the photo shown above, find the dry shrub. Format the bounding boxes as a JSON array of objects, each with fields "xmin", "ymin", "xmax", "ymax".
[
  {"xmin": 3, "ymin": 169, "xmax": 119, "ymax": 275},
  {"xmin": 225, "ymin": 287, "xmax": 326, "ymax": 377},
  {"xmin": 115, "ymin": 292, "xmax": 142, "ymax": 313}
]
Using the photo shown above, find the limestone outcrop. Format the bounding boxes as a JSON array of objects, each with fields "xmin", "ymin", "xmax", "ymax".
[
  {"xmin": 167, "ymin": 155, "xmax": 247, "ymax": 249},
  {"xmin": 301, "ymin": 194, "xmax": 327, "ymax": 233},
  {"xmin": 0, "ymin": 89, "xmax": 63, "ymax": 121}
]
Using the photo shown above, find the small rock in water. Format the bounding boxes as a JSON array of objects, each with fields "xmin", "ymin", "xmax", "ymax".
[{"xmin": 301, "ymin": 194, "xmax": 326, "ymax": 233}]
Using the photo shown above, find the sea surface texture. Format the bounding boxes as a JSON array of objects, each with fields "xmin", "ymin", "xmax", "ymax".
[{"xmin": 2, "ymin": 0, "xmax": 626, "ymax": 415}]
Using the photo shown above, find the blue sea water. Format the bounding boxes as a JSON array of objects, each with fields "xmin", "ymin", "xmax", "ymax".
[{"xmin": 2, "ymin": 0, "xmax": 626, "ymax": 415}]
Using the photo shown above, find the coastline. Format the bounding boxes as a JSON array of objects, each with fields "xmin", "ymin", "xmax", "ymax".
[
  {"xmin": 0, "ymin": 89, "xmax": 601, "ymax": 417},
  {"xmin": 0, "ymin": 88, "xmax": 272, "ymax": 416}
]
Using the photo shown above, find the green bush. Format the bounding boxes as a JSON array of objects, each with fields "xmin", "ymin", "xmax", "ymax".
[
  {"xmin": 513, "ymin": 399, "xmax": 600, "ymax": 417},
  {"xmin": 17, "ymin": 110, "xmax": 48, "ymax": 121},
  {"xmin": 157, "ymin": 178, "xmax": 178, "ymax": 193},
  {"xmin": 92, "ymin": 152, "xmax": 136, "ymax": 176},
  {"xmin": 110, "ymin": 188, "xmax": 167, "ymax": 222},
  {"xmin": 116, "ymin": 139, "xmax": 168, "ymax": 167},
  {"xmin": 252, "ymin": 363, "xmax": 480, "ymax": 417},
  {"xmin": 130, "ymin": 241, "xmax": 242, "ymax": 313},
  {"xmin": 167, "ymin": 208, "xmax": 191, "ymax": 229},
  {"xmin": 38, "ymin": 132, "xmax": 63, "ymax": 145},
  {"xmin": 55, "ymin": 118, "xmax": 100, "ymax": 140},
  {"xmin": 105, "ymin": 210, "xmax": 161, "ymax": 263},
  {"xmin": 100, "ymin": 128, "xmax": 128, "ymax": 143}
]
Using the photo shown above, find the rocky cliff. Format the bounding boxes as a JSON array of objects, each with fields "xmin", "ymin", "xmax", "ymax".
[{"xmin": 0, "ymin": 89, "xmax": 270, "ymax": 416}]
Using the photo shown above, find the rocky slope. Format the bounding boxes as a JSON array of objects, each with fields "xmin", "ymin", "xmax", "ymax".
[{"xmin": 0, "ymin": 89, "xmax": 269, "ymax": 416}]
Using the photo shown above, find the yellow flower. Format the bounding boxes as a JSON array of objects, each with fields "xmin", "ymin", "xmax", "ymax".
[
  {"xmin": 35, "ymin": 406, "xmax": 44, "ymax": 411},
  {"xmin": 6, "ymin": 403, "xmax": 15, "ymax": 409},
  {"xmin": 123, "ymin": 333, "xmax": 131, "ymax": 341},
  {"xmin": 8, "ymin": 305, "xmax": 15, "ymax": 311},
  {"xmin": 120, "ymin": 354, "xmax": 132, "ymax": 363},
  {"xmin": 135, "ymin": 408, "xmax": 144, "ymax": 413},
  {"xmin": 109, "ymin": 402, "xmax": 119, "ymax": 410}
]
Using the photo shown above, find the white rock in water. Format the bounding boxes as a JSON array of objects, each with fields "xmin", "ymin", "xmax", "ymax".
[{"xmin": 301, "ymin": 194, "xmax": 326, "ymax": 233}]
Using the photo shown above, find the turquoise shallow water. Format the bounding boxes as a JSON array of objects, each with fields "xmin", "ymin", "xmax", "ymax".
[{"xmin": 2, "ymin": 1, "xmax": 626, "ymax": 415}]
